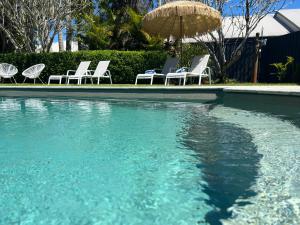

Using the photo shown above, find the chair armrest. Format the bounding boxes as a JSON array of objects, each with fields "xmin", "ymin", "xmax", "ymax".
[
  {"xmin": 205, "ymin": 67, "xmax": 211, "ymax": 75},
  {"xmin": 67, "ymin": 70, "xmax": 76, "ymax": 76},
  {"xmin": 106, "ymin": 70, "xmax": 111, "ymax": 76},
  {"xmin": 85, "ymin": 70, "xmax": 94, "ymax": 76}
]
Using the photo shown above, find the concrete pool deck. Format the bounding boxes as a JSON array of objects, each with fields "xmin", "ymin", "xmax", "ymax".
[
  {"xmin": 223, "ymin": 86, "xmax": 300, "ymax": 96},
  {"xmin": 0, "ymin": 85, "xmax": 299, "ymax": 101}
]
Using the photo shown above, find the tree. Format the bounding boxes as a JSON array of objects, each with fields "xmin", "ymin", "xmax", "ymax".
[
  {"xmin": 0, "ymin": 0, "xmax": 90, "ymax": 52},
  {"xmin": 80, "ymin": 0, "xmax": 162, "ymax": 50},
  {"xmin": 0, "ymin": 9, "xmax": 14, "ymax": 52},
  {"xmin": 193, "ymin": 0, "xmax": 288, "ymax": 82}
]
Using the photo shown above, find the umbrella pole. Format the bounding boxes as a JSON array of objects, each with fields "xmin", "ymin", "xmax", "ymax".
[{"xmin": 180, "ymin": 16, "xmax": 183, "ymax": 66}]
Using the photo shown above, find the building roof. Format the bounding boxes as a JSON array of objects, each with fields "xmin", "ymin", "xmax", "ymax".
[
  {"xmin": 275, "ymin": 9, "xmax": 300, "ymax": 32},
  {"xmin": 183, "ymin": 8, "xmax": 300, "ymax": 43}
]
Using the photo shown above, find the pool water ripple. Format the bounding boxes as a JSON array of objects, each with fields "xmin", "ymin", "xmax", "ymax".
[{"xmin": 0, "ymin": 98, "xmax": 300, "ymax": 225}]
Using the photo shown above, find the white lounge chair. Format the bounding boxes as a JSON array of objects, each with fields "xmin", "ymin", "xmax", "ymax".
[
  {"xmin": 135, "ymin": 57, "xmax": 179, "ymax": 85},
  {"xmin": 0, "ymin": 63, "xmax": 18, "ymax": 84},
  {"xmin": 48, "ymin": 61, "xmax": 91, "ymax": 85},
  {"xmin": 88, "ymin": 61, "xmax": 112, "ymax": 85},
  {"xmin": 67, "ymin": 61, "xmax": 92, "ymax": 85},
  {"xmin": 165, "ymin": 55, "xmax": 211, "ymax": 86},
  {"xmin": 22, "ymin": 64, "xmax": 45, "ymax": 84}
]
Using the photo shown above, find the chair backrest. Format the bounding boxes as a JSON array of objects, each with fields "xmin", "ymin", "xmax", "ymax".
[
  {"xmin": 162, "ymin": 57, "xmax": 179, "ymax": 74},
  {"xmin": 75, "ymin": 61, "xmax": 91, "ymax": 77},
  {"xmin": 93, "ymin": 61, "xmax": 110, "ymax": 77},
  {"xmin": 0, "ymin": 63, "xmax": 18, "ymax": 76},
  {"xmin": 190, "ymin": 55, "xmax": 210, "ymax": 74},
  {"xmin": 22, "ymin": 64, "xmax": 45, "ymax": 78}
]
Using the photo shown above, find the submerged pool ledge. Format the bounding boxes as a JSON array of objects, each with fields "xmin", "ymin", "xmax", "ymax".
[
  {"xmin": 0, "ymin": 85, "xmax": 299, "ymax": 101},
  {"xmin": 0, "ymin": 85, "xmax": 224, "ymax": 102}
]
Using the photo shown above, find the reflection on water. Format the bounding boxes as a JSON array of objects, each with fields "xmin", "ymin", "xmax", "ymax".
[
  {"xmin": 180, "ymin": 105, "xmax": 261, "ymax": 225},
  {"xmin": 0, "ymin": 98, "xmax": 112, "ymax": 116},
  {"xmin": 0, "ymin": 98, "xmax": 20, "ymax": 112}
]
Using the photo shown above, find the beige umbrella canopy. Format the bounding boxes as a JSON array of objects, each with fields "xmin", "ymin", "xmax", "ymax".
[
  {"xmin": 143, "ymin": 1, "xmax": 221, "ymax": 63},
  {"xmin": 142, "ymin": 1, "xmax": 222, "ymax": 39}
]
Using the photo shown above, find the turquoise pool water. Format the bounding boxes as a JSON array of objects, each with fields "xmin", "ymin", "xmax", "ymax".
[{"xmin": 0, "ymin": 97, "xmax": 299, "ymax": 225}]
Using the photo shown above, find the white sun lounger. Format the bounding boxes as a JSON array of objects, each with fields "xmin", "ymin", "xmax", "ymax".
[
  {"xmin": 88, "ymin": 61, "xmax": 112, "ymax": 85},
  {"xmin": 48, "ymin": 61, "xmax": 91, "ymax": 85},
  {"xmin": 165, "ymin": 55, "xmax": 211, "ymax": 86},
  {"xmin": 135, "ymin": 57, "xmax": 179, "ymax": 85}
]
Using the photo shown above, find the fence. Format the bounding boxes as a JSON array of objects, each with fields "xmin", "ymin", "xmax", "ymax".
[
  {"xmin": 260, "ymin": 31, "xmax": 300, "ymax": 83},
  {"xmin": 226, "ymin": 31, "xmax": 300, "ymax": 83}
]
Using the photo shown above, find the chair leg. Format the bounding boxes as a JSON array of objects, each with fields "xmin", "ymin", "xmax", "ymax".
[
  {"xmin": 97, "ymin": 78, "xmax": 100, "ymax": 85},
  {"xmin": 38, "ymin": 77, "xmax": 44, "ymax": 84},
  {"xmin": 110, "ymin": 76, "xmax": 112, "ymax": 84},
  {"xmin": 209, "ymin": 75, "xmax": 212, "ymax": 85},
  {"xmin": 183, "ymin": 77, "xmax": 186, "ymax": 86},
  {"xmin": 12, "ymin": 77, "xmax": 17, "ymax": 84},
  {"xmin": 164, "ymin": 78, "xmax": 168, "ymax": 86},
  {"xmin": 23, "ymin": 77, "xmax": 27, "ymax": 84},
  {"xmin": 150, "ymin": 77, "xmax": 154, "ymax": 85},
  {"xmin": 135, "ymin": 78, "xmax": 138, "ymax": 85},
  {"xmin": 199, "ymin": 76, "xmax": 202, "ymax": 86},
  {"xmin": 91, "ymin": 78, "xmax": 93, "ymax": 85}
]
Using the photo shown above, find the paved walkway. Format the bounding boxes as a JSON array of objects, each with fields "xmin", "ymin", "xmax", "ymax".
[{"xmin": 223, "ymin": 86, "xmax": 300, "ymax": 96}]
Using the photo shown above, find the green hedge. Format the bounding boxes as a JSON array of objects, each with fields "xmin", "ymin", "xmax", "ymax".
[{"xmin": 0, "ymin": 50, "xmax": 167, "ymax": 84}]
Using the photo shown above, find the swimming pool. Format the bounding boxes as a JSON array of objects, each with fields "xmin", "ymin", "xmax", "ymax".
[{"xmin": 0, "ymin": 96, "xmax": 299, "ymax": 225}]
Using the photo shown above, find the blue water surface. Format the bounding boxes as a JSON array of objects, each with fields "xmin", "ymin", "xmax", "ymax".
[
  {"xmin": 0, "ymin": 98, "xmax": 215, "ymax": 225},
  {"xmin": 2, "ymin": 97, "xmax": 297, "ymax": 225}
]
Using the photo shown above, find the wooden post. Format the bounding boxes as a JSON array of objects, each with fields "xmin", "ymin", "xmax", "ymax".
[
  {"xmin": 180, "ymin": 16, "xmax": 183, "ymax": 66},
  {"xmin": 252, "ymin": 33, "xmax": 260, "ymax": 83}
]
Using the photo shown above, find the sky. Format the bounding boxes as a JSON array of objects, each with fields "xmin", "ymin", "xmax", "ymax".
[{"xmin": 286, "ymin": 0, "xmax": 300, "ymax": 8}]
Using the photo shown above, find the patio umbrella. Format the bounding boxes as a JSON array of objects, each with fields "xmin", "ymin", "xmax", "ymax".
[{"xmin": 142, "ymin": 1, "xmax": 222, "ymax": 62}]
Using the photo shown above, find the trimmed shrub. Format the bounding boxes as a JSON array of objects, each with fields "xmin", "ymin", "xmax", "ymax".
[{"xmin": 0, "ymin": 50, "xmax": 167, "ymax": 84}]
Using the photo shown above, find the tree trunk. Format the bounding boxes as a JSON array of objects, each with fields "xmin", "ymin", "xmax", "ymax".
[
  {"xmin": 66, "ymin": 15, "xmax": 73, "ymax": 51},
  {"xmin": 58, "ymin": 28, "xmax": 64, "ymax": 52}
]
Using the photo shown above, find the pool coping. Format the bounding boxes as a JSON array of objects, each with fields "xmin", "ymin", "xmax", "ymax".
[
  {"xmin": 223, "ymin": 86, "xmax": 300, "ymax": 97},
  {"xmin": 0, "ymin": 85, "xmax": 299, "ymax": 98}
]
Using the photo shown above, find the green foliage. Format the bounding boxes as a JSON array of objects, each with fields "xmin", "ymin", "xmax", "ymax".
[
  {"xmin": 0, "ymin": 50, "xmax": 167, "ymax": 84},
  {"xmin": 81, "ymin": 1, "xmax": 163, "ymax": 50},
  {"xmin": 80, "ymin": 14, "xmax": 112, "ymax": 50},
  {"xmin": 270, "ymin": 56, "xmax": 295, "ymax": 82}
]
